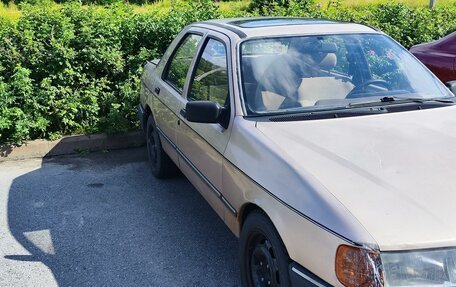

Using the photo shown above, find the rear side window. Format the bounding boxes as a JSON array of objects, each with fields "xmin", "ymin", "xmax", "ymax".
[{"xmin": 164, "ymin": 34, "xmax": 202, "ymax": 93}]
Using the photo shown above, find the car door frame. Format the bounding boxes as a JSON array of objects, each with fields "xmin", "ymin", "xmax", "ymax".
[
  {"xmin": 175, "ymin": 29, "xmax": 238, "ymax": 220},
  {"xmin": 150, "ymin": 28, "xmax": 207, "ymax": 166},
  {"xmin": 182, "ymin": 30, "xmax": 236, "ymax": 137}
]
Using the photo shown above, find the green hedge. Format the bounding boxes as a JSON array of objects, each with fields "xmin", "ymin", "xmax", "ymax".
[
  {"xmin": 0, "ymin": 0, "xmax": 221, "ymax": 144},
  {"xmin": 0, "ymin": 0, "xmax": 455, "ymax": 144}
]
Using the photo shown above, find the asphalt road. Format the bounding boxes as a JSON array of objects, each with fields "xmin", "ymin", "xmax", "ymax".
[{"xmin": 0, "ymin": 147, "xmax": 240, "ymax": 286}]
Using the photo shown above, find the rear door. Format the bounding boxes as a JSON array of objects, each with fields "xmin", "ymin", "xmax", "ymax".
[
  {"xmin": 150, "ymin": 30, "xmax": 204, "ymax": 164},
  {"xmin": 176, "ymin": 31, "xmax": 236, "ymax": 219}
]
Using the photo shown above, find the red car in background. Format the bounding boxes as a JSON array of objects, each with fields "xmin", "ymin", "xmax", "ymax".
[{"xmin": 410, "ymin": 32, "xmax": 456, "ymax": 92}]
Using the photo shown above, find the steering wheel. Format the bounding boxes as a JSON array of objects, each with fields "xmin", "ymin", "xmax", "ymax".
[{"xmin": 346, "ymin": 79, "xmax": 391, "ymax": 99}]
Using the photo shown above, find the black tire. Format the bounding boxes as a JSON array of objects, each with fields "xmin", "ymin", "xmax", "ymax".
[
  {"xmin": 146, "ymin": 115, "xmax": 178, "ymax": 178},
  {"xmin": 240, "ymin": 211, "xmax": 291, "ymax": 287}
]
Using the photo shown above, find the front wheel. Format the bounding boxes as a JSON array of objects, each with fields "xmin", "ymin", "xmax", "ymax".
[
  {"xmin": 146, "ymin": 115, "xmax": 178, "ymax": 178},
  {"xmin": 240, "ymin": 211, "xmax": 291, "ymax": 287}
]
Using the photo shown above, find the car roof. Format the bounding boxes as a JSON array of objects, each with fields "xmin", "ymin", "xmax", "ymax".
[{"xmin": 194, "ymin": 17, "xmax": 379, "ymax": 39}]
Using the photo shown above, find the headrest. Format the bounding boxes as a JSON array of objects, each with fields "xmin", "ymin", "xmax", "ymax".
[
  {"xmin": 289, "ymin": 39, "xmax": 338, "ymax": 70},
  {"xmin": 318, "ymin": 53, "xmax": 337, "ymax": 70}
]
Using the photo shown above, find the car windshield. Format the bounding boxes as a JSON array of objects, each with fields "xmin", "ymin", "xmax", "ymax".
[{"xmin": 240, "ymin": 33, "xmax": 453, "ymax": 115}]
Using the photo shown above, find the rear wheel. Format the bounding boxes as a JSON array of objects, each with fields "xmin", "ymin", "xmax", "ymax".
[
  {"xmin": 240, "ymin": 211, "xmax": 291, "ymax": 287},
  {"xmin": 146, "ymin": 115, "xmax": 178, "ymax": 178}
]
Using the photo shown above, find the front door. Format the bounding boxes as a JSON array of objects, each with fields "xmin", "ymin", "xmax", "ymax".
[{"xmin": 177, "ymin": 33, "xmax": 235, "ymax": 220}]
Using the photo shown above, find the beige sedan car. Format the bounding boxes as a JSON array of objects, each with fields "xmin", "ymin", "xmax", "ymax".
[{"xmin": 137, "ymin": 17, "xmax": 456, "ymax": 287}]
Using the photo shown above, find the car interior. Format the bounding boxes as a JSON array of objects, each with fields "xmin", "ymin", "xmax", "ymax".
[{"xmin": 241, "ymin": 37, "xmax": 393, "ymax": 113}]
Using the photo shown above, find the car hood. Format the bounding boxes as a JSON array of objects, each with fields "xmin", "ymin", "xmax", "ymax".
[{"xmin": 256, "ymin": 106, "xmax": 456, "ymax": 251}]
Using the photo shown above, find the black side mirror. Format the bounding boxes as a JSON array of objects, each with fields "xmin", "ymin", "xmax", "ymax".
[
  {"xmin": 445, "ymin": 81, "xmax": 456, "ymax": 95},
  {"xmin": 184, "ymin": 101, "xmax": 224, "ymax": 124}
]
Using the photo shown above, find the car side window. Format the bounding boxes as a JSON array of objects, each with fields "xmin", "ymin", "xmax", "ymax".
[
  {"xmin": 188, "ymin": 38, "xmax": 229, "ymax": 107},
  {"xmin": 164, "ymin": 34, "xmax": 202, "ymax": 93}
]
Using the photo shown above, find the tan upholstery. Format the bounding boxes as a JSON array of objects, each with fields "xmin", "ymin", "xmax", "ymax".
[
  {"xmin": 261, "ymin": 91, "xmax": 286, "ymax": 110},
  {"xmin": 250, "ymin": 54, "xmax": 287, "ymax": 111},
  {"xmin": 318, "ymin": 53, "xmax": 337, "ymax": 70},
  {"xmin": 297, "ymin": 77, "xmax": 354, "ymax": 106},
  {"xmin": 296, "ymin": 52, "xmax": 353, "ymax": 106},
  {"xmin": 254, "ymin": 51, "xmax": 349, "ymax": 110},
  {"xmin": 261, "ymin": 77, "xmax": 354, "ymax": 110}
]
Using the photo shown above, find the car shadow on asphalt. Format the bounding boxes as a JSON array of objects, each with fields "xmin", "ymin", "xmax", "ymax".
[{"xmin": 6, "ymin": 147, "xmax": 240, "ymax": 286}]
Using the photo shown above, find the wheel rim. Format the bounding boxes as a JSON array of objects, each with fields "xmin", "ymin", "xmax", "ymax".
[
  {"xmin": 147, "ymin": 124, "xmax": 158, "ymax": 165},
  {"xmin": 247, "ymin": 232, "xmax": 280, "ymax": 287}
]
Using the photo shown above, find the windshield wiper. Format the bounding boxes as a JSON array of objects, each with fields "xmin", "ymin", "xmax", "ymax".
[
  {"xmin": 268, "ymin": 106, "xmax": 388, "ymax": 121},
  {"xmin": 398, "ymin": 97, "xmax": 456, "ymax": 104},
  {"xmin": 349, "ymin": 96, "xmax": 456, "ymax": 107}
]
